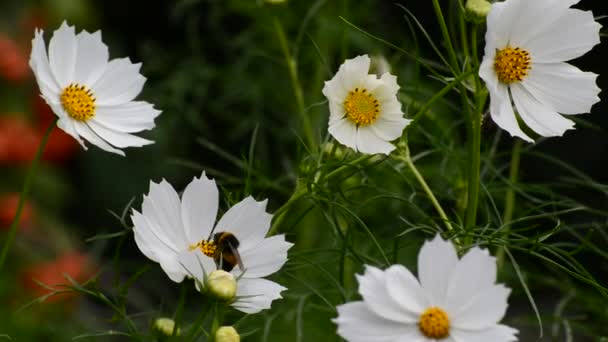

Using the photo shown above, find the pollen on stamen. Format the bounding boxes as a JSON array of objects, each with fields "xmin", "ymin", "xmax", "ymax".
[
  {"xmin": 418, "ymin": 306, "xmax": 450, "ymax": 339},
  {"xmin": 343, "ymin": 88, "xmax": 381, "ymax": 126},
  {"xmin": 189, "ymin": 240, "xmax": 217, "ymax": 258},
  {"xmin": 60, "ymin": 83, "xmax": 96, "ymax": 121},
  {"xmin": 494, "ymin": 46, "xmax": 531, "ymax": 84}
]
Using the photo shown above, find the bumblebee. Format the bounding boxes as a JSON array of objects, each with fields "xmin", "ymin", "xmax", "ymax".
[{"xmin": 213, "ymin": 232, "xmax": 244, "ymax": 272}]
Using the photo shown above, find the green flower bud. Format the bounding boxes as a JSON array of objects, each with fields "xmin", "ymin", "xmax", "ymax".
[
  {"xmin": 152, "ymin": 317, "xmax": 180, "ymax": 338},
  {"xmin": 215, "ymin": 326, "xmax": 240, "ymax": 342},
  {"xmin": 465, "ymin": 0, "xmax": 492, "ymax": 23},
  {"xmin": 206, "ymin": 270, "xmax": 237, "ymax": 302}
]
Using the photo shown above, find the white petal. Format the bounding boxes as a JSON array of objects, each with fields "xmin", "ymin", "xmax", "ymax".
[
  {"xmin": 417, "ymin": 234, "xmax": 458, "ymax": 307},
  {"xmin": 356, "ymin": 126, "xmax": 395, "ymax": 155},
  {"xmin": 525, "ymin": 9, "xmax": 600, "ymax": 63},
  {"xmin": 450, "ymin": 285, "xmax": 511, "ymax": 330},
  {"xmin": 336, "ymin": 55, "xmax": 371, "ymax": 90},
  {"xmin": 178, "ymin": 249, "xmax": 215, "ymax": 285},
  {"xmin": 371, "ymin": 73, "xmax": 399, "ymax": 102},
  {"xmin": 357, "ymin": 266, "xmax": 418, "ymax": 323},
  {"xmin": 29, "ymin": 29, "xmax": 60, "ymax": 101},
  {"xmin": 231, "ymin": 278, "xmax": 285, "ymax": 314},
  {"xmin": 484, "ymin": 2, "xmax": 509, "ymax": 54},
  {"xmin": 91, "ymin": 58, "xmax": 146, "ymax": 106},
  {"xmin": 73, "ymin": 30, "xmax": 109, "ymax": 87},
  {"xmin": 95, "ymin": 101, "xmax": 160, "ymax": 133},
  {"xmin": 371, "ymin": 116, "xmax": 409, "ymax": 141},
  {"xmin": 132, "ymin": 210, "xmax": 185, "ymax": 282},
  {"xmin": 48, "ymin": 21, "xmax": 76, "ymax": 87},
  {"xmin": 237, "ymin": 235, "xmax": 292, "ymax": 279},
  {"xmin": 142, "ymin": 179, "xmax": 188, "ymax": 249},
  {"xmin": 384, "ymin": 265, "xmax": 428, "ymax": 316},
  {"xmin": 522, "ymin": 63, "xmax": 600, "ymax": 115},
  {"xmin": 87, "ymin": 119, "xmax": 153, "ymax": 148},
  {"xmin": 73, "ymin": 121, "xmax": 125, "ymax": 155},
  {"xmin": 450, "ymin": 325, "xmax": 518, "ymax": 342},
  {"xmin": 445, "ymin": 247, "xmax": 497, "ymax": 314},
  {"xmin": 334, "ymin": 302, "xmax": 423, "ymax": 342},
  {"xmin": 48, "ymin": 103, "xmax": 86, "ymax": 147},
  {"xmin": 479, "ymin": 60, "xmax": 533, "ymax": 142},
  {"xmin": 329, "ymin": 118, "xmax": 357, "ymax": 151},
  {"xmin": 322, "ymin": 78, "xmax": 348, "ymax": 104},
  {"xmin": 180, "ymin": 172, "xmax": 219, "ymax": 243},
  {"xmin": 214, "ymin": 197, "xmax": 271, "ymax": 252},
  {"xmin": 328, "ymin": 99, "xmax": 346, "ymax": 125},
  {"xmin": 511, "ymin": 83, "xmax": 574, "ymax": 137}
]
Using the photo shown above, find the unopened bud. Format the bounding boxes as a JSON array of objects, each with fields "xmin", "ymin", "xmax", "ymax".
[
  {"xmin": 206, "ymin": 270, "xmax": 237, "ymax": 302},
  {"xmin": 216, "ymin": 326, "xmax": 240, "ymax": 342},
  {"xmin": 465, "ymin": 0, "xmax": 492, "ymax": 23},
  {"xmin": 152, "ymin": 318, "xmax": 180, "ymax": 337},
  {"xmin": 369, "ymin": 55, "xmax": 391, "ymax": 76}
]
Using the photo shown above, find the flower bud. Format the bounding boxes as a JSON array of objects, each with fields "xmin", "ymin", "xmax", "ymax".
[
  {"xmin": 215, "ymin": 326, "xmax": 240, "ymax": 342},
  {"xmin": 152, "ymin": 318, "xmax": 180, "ymax": 337},
  {"xmin": 465, "ymin": 0, "xmax": 492, "ymax": 23},
  {"xmin": 206, "ymin": 270, "xmax": 237, "ymax": 302},
  {"xmin": 369, "ymin": 55, "xmax": 391, "ymax": 77}
]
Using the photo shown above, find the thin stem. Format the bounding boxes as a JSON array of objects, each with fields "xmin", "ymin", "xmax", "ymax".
[
  {"xmin": 401, "ymin": 143, "xmax": 454, "ymax": 233},
  {"xmin": 431, "ymin": 0, "xmax": 460, "ymax": 74},
  {"xmin": 0, "ymin": 118, "xmax": 56, "ymax": 272},
  {"xmin": 497, "ymin": 140, "xmax": 522, "ymax": 266},
  {"xmin": 273, "ymin": 17, "xmax": 316, "ymax": 150}
]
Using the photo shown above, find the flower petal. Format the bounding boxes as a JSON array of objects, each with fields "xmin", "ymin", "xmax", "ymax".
[
  {"xmin": 73, "ymin": 121, "xmax": 125, "ymax": 155},
  {"xmin": 214, "ymin": 197, "xmax": 271, "ymax": 252},
  {"xmin": 357, "ymin": 266, "xmax": 418, "ymax": 323},
  {"xmin": 450, "ymin": 324, "xmax": 518, "ymax": 342},
  {"xmin": 329, "ymin": 118, "xmax": 357, "ymax": 151},
  {"xmin": 445, "ymin": 247, "xmax": 497, "ymax": 308},
  {"xmin": 417, "ymin": 234, "xmax": 458, "ymax": 307},
  {"xmin": 478, "ymin": 59, "xmax": 532, "ymax": 142},
  {"xmin": 94, "ymin": 101, "xmax": 160, "ymax": 133},
  {"xmin": 178, "ymin": 249, "xmax": 215, "ymax": 285},
  {"xmin": 525, "ymin": 9, "xmax": 600, "ymax": 63},
  {"xmin": 73, "ymin": 30, "xmax": 109, "ymax": 87},
  {"xmin": 48, "ymin": 21, "xmax": 77, "ymax": 87},
  {"xmin": 511, "ymin": 83, "xmax": 574, "ymax": 137},
  {"xmin": 384, "ymin": 264, "xmax": 428, "ymax": 316},
  {"xmin": 522, "ymin": 63, "xmax": 600, "ymax": 115},
  {"xmin": 29, "ymin": 29, "xmax": 60, "ymax": 101},
  {"xmin": 334, "ymin": 302, "xmax": 423, "ymax": 342},
  {"xmin": 370, "ymin": 116, "xmax": 409, "ymax": 142},
  {"xmin": 142, "ymin": 179, "xmax": 188, "ymax": 250},
  {"xmin": 450, "ymin": 284, "xmax": 512, "ymax": 330},
  {"xmin": 336, "ymin": 55, "xmax": 371, "ymax": 91},
  {"xmin": 87, "ymin": 119, "xmax": 153, "ymax": 148},
  {"xmin": 237, "ymin": 235, "xmax": 292, "ymax": 279},
  {"xmin": 231, "ymin": 278, "xmax": 285, "ymax": 314},
  {"xmin": 180, "ymin": 172, "xmax": 219, "ymax": 243},
  {"xmin": 356, "ymin": 126, "xmax": 395, "ymax": 155},
  {"xmin": 91, "ymin": 58, "xmax": 146, "ymax": 106}
]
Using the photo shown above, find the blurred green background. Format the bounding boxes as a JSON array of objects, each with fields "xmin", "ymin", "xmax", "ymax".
[{"xmin": 1, "ymin": 0, "xmax": 607, "ymax": 340}]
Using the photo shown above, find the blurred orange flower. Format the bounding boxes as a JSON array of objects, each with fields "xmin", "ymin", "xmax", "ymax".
[
  {"xmin": 21, "ymin": 252, "xmax": 95, "ymax": 302},
  {"xmin": 0, "ymin": 117, "xmax": 39, "ymax": 163},
  {"xmin": 0, "ymin": 34, "xmax": 29, "ymax": 82},
  {"xmin": 0, "ymin": 193, "xmax": 34, "ymax": 232}
]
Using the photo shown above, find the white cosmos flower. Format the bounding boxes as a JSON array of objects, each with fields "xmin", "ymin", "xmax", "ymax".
[
  {"xmin": 29, "ymin": 21, "xmax": 160, "ymax": 156},
  {"xmin": 322, "ymin": 55, "xmax": 410, "ymax": 155},
  {"xmin": 334, "ymin": 235, "xmax": 518, "ymax": 342},
  {"xmin": 131, "ymin": 172, "xmax": 293, "ymax": 314},
  {"xmin": 479, "ymin": 0, "xmax": 601, "ymax": 142}
]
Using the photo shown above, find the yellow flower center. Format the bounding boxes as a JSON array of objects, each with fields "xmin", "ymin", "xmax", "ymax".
[
  {"xmin": 60, "ymin": 83, "xmax": 96, "ymax": 121},
  {"xmin": 494, "ymin": 46, "xmax": 531, "ymax": 84},
  {"xmin": 189, "ymin": 240, "xmax": 217, "ymax": 257},
  {"xmin": 418, "ymin": 307, "xmax": 450, "ymax": 339},
  {"xmin": 343, "ymin": 88, "xmax": 380, "ymax": 126}
]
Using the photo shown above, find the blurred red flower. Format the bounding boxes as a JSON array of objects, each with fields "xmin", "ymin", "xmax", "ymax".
[
  {"xmin": 0, "ymin": 116, "xmax": 39, "ymax": 163},
  {"xmin": 21, "ymin": 252, "xmax": 95, "ymax": 302},
  {"xmin": 0, "ymin": 34, "xmax": 29, "ymax": 82},
  {"xmin": 0, "ymin": 193, "xmax": 34, "ymax": 232}
]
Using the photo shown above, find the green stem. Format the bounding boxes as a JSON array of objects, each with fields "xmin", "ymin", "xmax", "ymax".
[
  {"xmin": 0, "ymin": 118, "xmax": 56, "ymax": 272},
  {"xmin": 401, "ymin": 143, "xmax": 454, "ymax": 233},
  {"xmin": 431, "ymin": 0, "xmax": 460, "ymax": 74},
  {"xmin": 497, "ymin": 140, "xmax": 522, "ymax": 266},
  {"xmin": 273, "ymin": 17, "xmax": 316, "ymax": 150}
]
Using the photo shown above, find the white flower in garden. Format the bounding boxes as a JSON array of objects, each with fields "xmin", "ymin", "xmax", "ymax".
[
  {"xmin": 131, "ymin": 172, "xmax": 293, "ymax": 314},
  {"xmin": 334, "ymin": 235, "xmax": 518, "ymax": 342},
  {"xmin": 479, "ymin": 0, "xmax": 601, "ymax": 142},
  {"xmin": 322, "ymin": 55, "xmax": 410, "ymax": 155},
  {"xmin": 29, "ymin": 21, "xmax": 160, "ymax": 156}
]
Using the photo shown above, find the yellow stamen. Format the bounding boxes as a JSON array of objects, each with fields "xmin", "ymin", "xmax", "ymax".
[
  {"xmin": 494, "ymin": 46, "xmax": 531, "ymax": 84},
  {"xmin": 60, "ymin": 83, "xmax": 96, "ymax": 121},
  {"xmin": 343, "ymin": 88, "xmax": 380, "ymax": 126},
  {"xmin": 188, "ymin": 240, "xmax": 217, "ymax": 257},
  {"xmin": 418, "ymin": 307, "xmax": 450, "ymax": 339}
]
